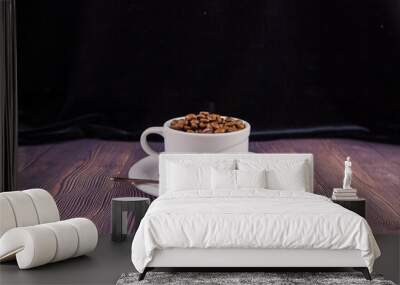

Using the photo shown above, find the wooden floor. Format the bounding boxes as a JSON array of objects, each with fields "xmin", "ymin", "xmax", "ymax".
[{"xmin": 17, "ymin": 139, "xmax": 400, "ymax": 234}]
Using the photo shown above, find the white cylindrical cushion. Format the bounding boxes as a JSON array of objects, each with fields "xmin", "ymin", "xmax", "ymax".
[
  {"xmin": 64, "ymin": 218, "xmax": 98, "ymax": 257},
  {"xmin": 0, "ymin": 218, "xmax": 98, "ymax": 269},
  {"xmin": 23, "ymin": 189, "xmax": 60, "ymax": 224},
  {"xmin": 0, "ymin": 196, "xmax": 17, "ymax": 237},
  {"xmin": 42, "ymin": 221, "xmax": 79, "ymax": 262},
  {"xmin": 0, "ymin": 226, "xmax": 57, "ymax": 269},
  {"xmin": 0, "ymin": 192, "xmax": 39, "ymax": 227}
]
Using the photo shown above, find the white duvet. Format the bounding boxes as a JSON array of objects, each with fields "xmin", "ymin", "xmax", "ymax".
[{"xmin": 131, "ymin": 190, "xmax": 380, "ymax": 273}]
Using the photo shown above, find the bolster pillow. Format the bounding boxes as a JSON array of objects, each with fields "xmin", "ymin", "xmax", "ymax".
[{"xmin": 0, "ymin": 218, "xmax": 98, "ymax": 269}]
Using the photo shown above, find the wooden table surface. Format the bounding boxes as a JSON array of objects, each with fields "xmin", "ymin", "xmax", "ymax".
[{"xmin": 17, "ymin": 138, "xmax": 400, "ymax": 234}]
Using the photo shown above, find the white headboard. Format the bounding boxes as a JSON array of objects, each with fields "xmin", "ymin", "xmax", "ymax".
[{"xmin": 159, "ymin": 153, "xmax": 313, "ymax": 195}]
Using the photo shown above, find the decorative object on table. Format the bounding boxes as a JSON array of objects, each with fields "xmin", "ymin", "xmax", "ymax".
[
  {"xmin": 116, "ymin": 271, "xmax": 394, "ymax": 285},
  {"xmin": 111, "ymin": 197, "xmax": 150, "ymax": 242},
  {"xmin": 0, "ymin": 189, "xmax": 98, "ymax": 269},
  {"xmin": 332, "ymin": 198, "xmax": 366, "ymax": 218},
  {"xmin": 0, "ymin": 0, "xmax": 18, "ymax": 193},
  {"xmin": 332, "ymin": 156, "xmax": 358, "ymax": 200},
  {"xmin": 343, "ymin": 156, "xmax": 353, "ymax": 189}
]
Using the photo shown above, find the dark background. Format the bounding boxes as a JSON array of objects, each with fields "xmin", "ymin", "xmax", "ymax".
[{"xmin": 16, "ymin": 0, "xmax": 400, "ymax": 143}]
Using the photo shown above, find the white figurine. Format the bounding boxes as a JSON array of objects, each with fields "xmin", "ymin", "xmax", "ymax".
[{"xmin": 343, "ymin": 156, "xmax": 352, "ymax": 189}]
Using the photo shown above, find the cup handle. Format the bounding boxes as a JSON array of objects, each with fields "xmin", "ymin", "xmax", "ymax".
[{"xmin": 140, "ymin": 127, "xmax": 164, "ymax": 156}]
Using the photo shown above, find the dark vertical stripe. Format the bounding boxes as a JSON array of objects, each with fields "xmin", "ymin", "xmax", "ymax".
[{"xmin": 0, "ymin": 0, "xmax": 18, "ymax": 192}]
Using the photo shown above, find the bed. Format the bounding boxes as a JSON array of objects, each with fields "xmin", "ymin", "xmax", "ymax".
[{"xmin": 131, "ymin": 153, "xmax": 380, "ymax": 280}]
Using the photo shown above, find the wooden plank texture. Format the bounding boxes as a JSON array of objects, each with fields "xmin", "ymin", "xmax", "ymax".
[{"xmin": 17, "ymin": 139, "xmax": 400, "ymax": 234}]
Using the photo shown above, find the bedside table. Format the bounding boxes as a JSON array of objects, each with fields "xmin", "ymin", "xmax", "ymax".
[
  {"xmin": 111, "ymin": 197, "xmax": 150, "ymax": 242},
  {"xmin": 332, "ymin": 198, "xmax": 366, "ymax": 218}
]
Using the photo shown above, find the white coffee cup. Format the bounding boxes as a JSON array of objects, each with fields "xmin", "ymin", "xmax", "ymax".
[{"xmin": 140, "ymin": 117, "xmax": 251, "ymax": 156}]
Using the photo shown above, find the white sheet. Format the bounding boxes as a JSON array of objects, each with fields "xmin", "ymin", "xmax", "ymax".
[{"xmin": 131, "ymin": 190, "xmax": 380, "ymax": 273}]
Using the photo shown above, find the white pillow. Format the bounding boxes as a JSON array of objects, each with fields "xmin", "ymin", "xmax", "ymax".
[
  {"xmin": 165, "ymin": 159, "xmax": 236, "ymax": 193},
  {"xmin": 166, "ymin": 162, "xmax": 212, "ymax": 191},
  {"xmin": 267, "ymin": 168, "xmax": 307, "ymax": 191},
  {"xmin": 238, "ymin": 159, "xmax": 308, "ymax": 191},
  {"xmin": 211, "ymin": 169, "xmax": 237, "ymax": 190},
  {"xmin": 236, "ymin": 169, "xmax": 267, "ymax": 189}
]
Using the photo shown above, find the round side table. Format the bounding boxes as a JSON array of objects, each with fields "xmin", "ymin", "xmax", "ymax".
[{"xmin": 111, "ymin": 197, "xmax": 150, "ymax": 242}]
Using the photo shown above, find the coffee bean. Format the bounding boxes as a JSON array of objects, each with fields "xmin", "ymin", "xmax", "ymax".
[
  {"xmin": 215, "ymin": 128, "xmax": 226, "ymax": 133},
  {"xmin": 211, "ymin": 122, "xmax": 220, "ymax": 129},
  {"xmin": 202, "ymin": 128, "xmax": 213, "ymax": 133},
  {"xmin": 185, "ymin": 114, "xmax": 196, "ymax": 120}
]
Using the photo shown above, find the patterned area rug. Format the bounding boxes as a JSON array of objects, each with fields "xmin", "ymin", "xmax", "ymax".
[{"xmin": 116, "ymin": 272, "xmax": 396, "ymax": 285}]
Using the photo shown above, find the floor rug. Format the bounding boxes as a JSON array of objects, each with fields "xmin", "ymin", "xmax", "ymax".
[{"xmin": 116, "ymin": 272, "xmax": 396, "ymax": 285}]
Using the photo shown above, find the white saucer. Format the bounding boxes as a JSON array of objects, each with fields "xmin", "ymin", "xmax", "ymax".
[{"xmin": 128, "ymin": 156, "xmax": 159, "ymax": 196}]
